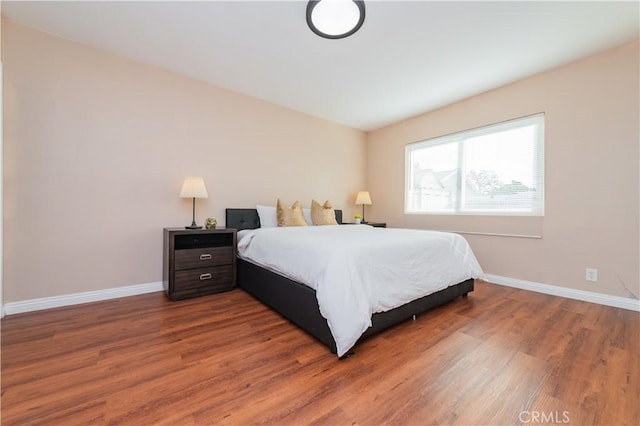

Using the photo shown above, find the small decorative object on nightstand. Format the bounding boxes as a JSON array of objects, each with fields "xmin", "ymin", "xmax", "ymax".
[
  {"xmin": 354, "ymin": 214, "xmax": 362, "ymax": 224},
  {"xmin": 163, "ymin": 227, "xmax": 237, "ymax": 301},
  {"xmin": 205, "ymin": 217, "xmax": 217, "ymax": 230}
]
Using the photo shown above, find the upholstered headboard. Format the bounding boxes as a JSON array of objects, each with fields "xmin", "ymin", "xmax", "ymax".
[{"xmin": 225, "ymin": 208, "xmax": 343, "ymax": 231}]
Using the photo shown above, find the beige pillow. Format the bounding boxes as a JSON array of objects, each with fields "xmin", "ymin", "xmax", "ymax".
[
  {"xmin": 276, "ymin": 199, "xmax": 308, "ymax": 227},
  {"xmin": 311, "ymin": 199, "xmax": 338, "ymax": 225}
]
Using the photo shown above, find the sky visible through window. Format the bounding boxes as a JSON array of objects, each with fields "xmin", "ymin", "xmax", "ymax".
[
  {"xmin": 411, "ymin": 126, "xmax": 536, "ymax": 187},
  {"xmin": 465, "ymin": 126, "xmax": 537, "ymax": 188}
]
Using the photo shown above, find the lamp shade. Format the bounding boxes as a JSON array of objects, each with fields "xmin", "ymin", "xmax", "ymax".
[
  {"xmin": 355, "ymin": 191, "xmax": 372, "ymax": 205},
  {"xmin": 179, "ymin": 177, "xmax": 208, "ymax": 199}
]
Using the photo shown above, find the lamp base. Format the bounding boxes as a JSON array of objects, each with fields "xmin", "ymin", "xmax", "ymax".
[{"xmin": 185, "ymin": 225, "xmax": 202, "ymax": 229}]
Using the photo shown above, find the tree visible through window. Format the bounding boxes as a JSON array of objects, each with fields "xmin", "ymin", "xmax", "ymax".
[{"xmin": 405, "ymin": 114, "xmax": 544, "ymax": 215}]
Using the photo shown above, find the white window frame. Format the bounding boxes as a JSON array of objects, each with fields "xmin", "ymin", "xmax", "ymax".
[{"xmin": 405, "ymin": 113, "xmax": 544, "ymax": 216}]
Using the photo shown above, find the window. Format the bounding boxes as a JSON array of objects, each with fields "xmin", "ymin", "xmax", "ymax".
[{"xmin": 405, "ymin": 114, "xmax": 544, "ymax": 215}]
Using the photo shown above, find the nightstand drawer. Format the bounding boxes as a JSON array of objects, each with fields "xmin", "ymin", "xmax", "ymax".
[
  {"xmin": 174, "ymin": 265, "xmax": 234, "ymax": 292},
  {"xmin": 174, "ymin": 246, "xmax": 233, "ymax": 270}
]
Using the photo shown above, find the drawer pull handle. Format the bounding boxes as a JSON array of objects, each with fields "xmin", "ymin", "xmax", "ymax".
[
  {"xmin": 199, "ymin": 273, "xmax": 212, "ymax": 280},
  {"xmin": 199, "ymin": 254, "xmax": 212, "ymax": 260}
]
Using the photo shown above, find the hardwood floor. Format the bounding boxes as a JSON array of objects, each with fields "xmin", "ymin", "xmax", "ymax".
[{"xmin": 1, "ymin": 281, "xmax": 638, "ymax": 425}]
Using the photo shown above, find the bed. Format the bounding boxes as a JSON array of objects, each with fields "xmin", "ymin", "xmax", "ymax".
[{"xmin": 226, "ymin": 208, "xmax": 481, "ymax": 357}]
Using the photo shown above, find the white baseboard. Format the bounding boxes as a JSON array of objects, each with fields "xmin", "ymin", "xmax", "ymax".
[
  {"xmin": 484, "ymin": 274, "xmax": 640, "ymax": 312},
  {"xmin": 3, "ymin": 281, "xmax": 164, "ymax": 315}
]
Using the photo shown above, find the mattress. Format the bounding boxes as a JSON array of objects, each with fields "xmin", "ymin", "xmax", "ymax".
[{"xmin": 237, "ymin": 225, "xmax": 483, "ymax": 356}]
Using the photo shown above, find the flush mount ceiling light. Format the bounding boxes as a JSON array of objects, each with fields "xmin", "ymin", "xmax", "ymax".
[{"xmin": 306, "ymin": 0, "xmax": 366, "ymax": 39}]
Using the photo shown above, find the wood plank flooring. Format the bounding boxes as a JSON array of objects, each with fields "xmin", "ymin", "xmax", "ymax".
[{"xmin": 1, "ymin": 281, "xmax": 638, "ymax": 425}]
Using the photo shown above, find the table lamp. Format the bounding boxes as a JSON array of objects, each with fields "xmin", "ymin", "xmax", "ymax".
[
  {"xmin": 180, "ymin": 177, "xmax": 208, "ymax": 229},
  {"xmin": 355, "ymin": 191, "xmax": 372, "ymax": 223}
]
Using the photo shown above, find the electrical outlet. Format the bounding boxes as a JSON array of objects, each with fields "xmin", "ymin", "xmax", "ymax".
[{"xmin": 586, "ymin": 268, "xmax": 598, "ymax": 282}]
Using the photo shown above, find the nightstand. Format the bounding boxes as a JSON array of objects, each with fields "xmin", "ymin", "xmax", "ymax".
[
  {"xmin": 364, "ymin": 222, "xmax": 387, "ymax": 228},
  {"xmin": 342, "ymin": 222, "xmax": 387, "ymax": 228},
  {"xmin": 163, "ymin": 228, "xmax": 237, "ymax": 301}
]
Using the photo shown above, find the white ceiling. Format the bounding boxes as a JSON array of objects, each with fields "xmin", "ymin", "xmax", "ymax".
[{"xmin": 2, "ymin": 1, "xmax": 638, "ymax": 131}]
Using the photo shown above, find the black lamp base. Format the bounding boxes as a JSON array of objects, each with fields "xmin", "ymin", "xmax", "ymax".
[{"xmin": 185, "ymin": 197, "xmax": 202, "ymax": 229}]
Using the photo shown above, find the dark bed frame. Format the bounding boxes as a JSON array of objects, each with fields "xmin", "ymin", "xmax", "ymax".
[{"xmin": 226, "ymin": 208, "xmax": 474, "ymax": 355}]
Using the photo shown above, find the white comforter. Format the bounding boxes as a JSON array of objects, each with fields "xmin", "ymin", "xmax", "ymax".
[{"xmin": 237, "ymin": 225, "xmax": 483, "ymax": 356}]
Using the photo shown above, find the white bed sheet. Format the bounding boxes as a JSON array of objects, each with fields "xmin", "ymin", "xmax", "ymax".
[{"xmin": 237, "ymin": 225, "xmax": 483, "ymax": 356}]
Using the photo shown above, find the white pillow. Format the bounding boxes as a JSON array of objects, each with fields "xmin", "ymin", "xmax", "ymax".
[
  {"xmin": 256, "ymin": 205, "xmax": 278, "ymax": 228},
  {"xmin": 303, "ymin": 208, "xmax": 312, "ymax": 226}
]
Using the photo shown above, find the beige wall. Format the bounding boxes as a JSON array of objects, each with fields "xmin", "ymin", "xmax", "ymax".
[
  {"xmin": 367, "ymin": 41, "xmax": 639, "ymax": 299},
  {"xmin": 2, "ymin": 20, "xmax": 366, "ymax": 303}
]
